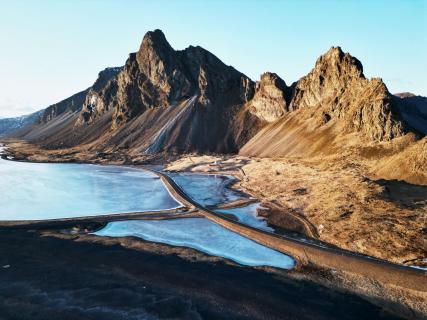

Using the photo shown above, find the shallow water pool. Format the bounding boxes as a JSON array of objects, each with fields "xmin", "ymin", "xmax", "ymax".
[
  {"xmin": 0, "ymin": 158, "xmax": 181, "ymax": 220},
  {"xmin": 167, "ymin": 172, "xmax": 244, "ymax": 206},
  {"xmin": 94, "ymin": 218, "xmax": 295, "ymax": 269}
]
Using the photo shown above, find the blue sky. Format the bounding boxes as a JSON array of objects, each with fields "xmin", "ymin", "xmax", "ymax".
[{"xmin": 0, "ymin": 0, "xmax": 426, "ymax": 117}]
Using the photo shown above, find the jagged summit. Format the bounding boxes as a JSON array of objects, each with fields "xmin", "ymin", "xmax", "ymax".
[
  {"xmin": 287, "ymin": 46, "xmax": 405, "ymax": 141},
  {"xmin": 58, "ymin": 30, "xmax": 254, "ymax": 153},
  {"xmin": 246, "ymin": 72, "xmax": 292, "ymax": 122},
  {"xmin": 240, "ymin": 46, "xmax": 415, "ymax": 158},
  {"xmin": 315, "ymin": 46, "xmax": 364, "ymax": 78},
  {"xmin": 141, "ymin": 29, "xmax": 169, "ymax": 45}
]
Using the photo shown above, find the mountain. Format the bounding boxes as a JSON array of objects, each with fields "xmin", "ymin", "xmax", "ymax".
[
  {"xmin": 12, "ymin": 67, "xmax": 122, "ymax": 147},
  {"xmin": 4, "ymin": 31, "xmax": 426, "ymax": 179},
  {"xmin": 0, "ymin": 110, "xmax": 44, "ymax": 137},
  {"xmin": 240, "ymin": 47, "xmax": 414, "ymax": 158},
  {"xmin": 15, "ymin": 30, "xmax": 255, "ymax": 153},
  {"xmin": 246, "ymin": 72, "xmax": 294, "ymax": 123},
  {"xmin": 394, "ymin": 93, "xmax": 427, "ymax": 135}
]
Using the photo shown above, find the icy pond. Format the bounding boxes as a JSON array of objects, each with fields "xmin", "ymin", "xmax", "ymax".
[
  {"xmin": 95, "ymin": 218, "xmax": 294, "ymax": 269},
  {"xmin": 0, "ymin": 157, "xmax": 181, "ymax": 220},
  {"xmin": 0, "ymin": 153, "xmax": 294, "ymax": 269}
]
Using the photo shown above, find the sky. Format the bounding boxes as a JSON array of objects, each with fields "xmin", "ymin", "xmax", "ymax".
[{"xmin": 0, "ymin": 0, "xmax": 426, "ymax": 118}]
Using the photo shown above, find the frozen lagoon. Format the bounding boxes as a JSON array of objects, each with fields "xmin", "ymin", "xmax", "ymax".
[
  {"xmin": 0, "ymin": 158, "xmax": 180, "ymax": 220},
  {"xmin": 0, "ymin": 154, "xmax": 294, "ymax": 268},
  {"xmin": 95, "ymin": 218, "xmax": 295, "ymax": 269},
  {"xmin": 167, "ymin": 172, "xmax": 244, "ymax": 206}
]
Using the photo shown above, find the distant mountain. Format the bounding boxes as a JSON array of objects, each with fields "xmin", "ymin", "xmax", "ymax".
[
  {"xmin": 394, "ymin": 93, "xmax": 427, "ymax": 135},
  {"xmin": 11, "ymin": 67, "xmax": 122, "ymax": 145},
  {"xmin": 0, "ymin": 110, "xmax": 43, "ymax": 137}
]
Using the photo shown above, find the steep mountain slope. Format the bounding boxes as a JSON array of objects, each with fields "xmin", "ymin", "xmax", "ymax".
[{"xmin": 240, "ymin": 47, "xmax": 413, "ymax": 158}]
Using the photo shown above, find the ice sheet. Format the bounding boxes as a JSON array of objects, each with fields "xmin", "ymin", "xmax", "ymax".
[
  {"xmin": 215, "ymin": 203, "xmax": 274, "ymax": 232},
  {"xmin": 167, "ymin": 173, "xmax": 244, "ymax": 206},
  {"xmin": 0, "ymin": 158, "xmax": 181, "ymax": 220},
  {"xmin": 95, "ymin": 218, "xmax": 295, "ymax": 269}
]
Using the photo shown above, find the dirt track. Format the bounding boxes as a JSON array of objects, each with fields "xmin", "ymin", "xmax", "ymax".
[{"xmin": 147, "ymin": 168, "xmax": 427, "ymax": 293}]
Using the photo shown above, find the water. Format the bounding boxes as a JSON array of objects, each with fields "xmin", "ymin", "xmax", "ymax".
[
  {"xmin": 95, "ymin": 218, "xmax": 295, "ymax": 269},
  {"xmin": 1, "ymin": 151, "xmax": 294, "ymax": 268},
  {"xmin": 0, "ymin": 158, "xmax": 181, "ymax": 220},
  {"xmin": 215, "ymin": 203, "xmax": 274, "ymax": 232},
  {"xmin": 167, "ymin": 173, "xmax": 244, "ymax": 206}
]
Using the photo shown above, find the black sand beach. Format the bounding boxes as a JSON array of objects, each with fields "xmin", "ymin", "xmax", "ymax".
[{"xmin": 0, "ymin": 227, "xmax": 403, "ymax": 320}]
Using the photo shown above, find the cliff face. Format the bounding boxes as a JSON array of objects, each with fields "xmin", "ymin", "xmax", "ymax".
[
  {"xmin": 41, "ymin": 89, "xmax": 89, "ymax": 124},
  {"xmin": 77, "ymin": 67, "xmax": 122, "ymax": 125}
]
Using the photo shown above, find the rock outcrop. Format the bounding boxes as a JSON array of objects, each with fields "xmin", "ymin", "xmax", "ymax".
[
  {"xmin": 41, "ymin": 89, "xmax": 89, "ymax": 123},
  {"xmin": 289, "ymin": 47, "xmax": 406, "ymax": 141},
  {"xmin": 246, "ymin": 72, "xmax": 293, "ymax": 122},
  {"xmin": 77, "ymin": 67, "xmax": 122, "ymax": 125}
]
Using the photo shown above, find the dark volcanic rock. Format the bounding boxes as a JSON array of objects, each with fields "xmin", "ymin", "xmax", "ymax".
[
  {"xmin": 394, "ymin": 93, "xmax": 427, "ymax": 135},
  {"xmin": 77, "ymin": 67, "xmax": 122, "ymax": 125},
  {"xmin": 41, "ymin": 89, "xmax": 89, "ymax": 123},
  {"xmin": 76, "ymin": 29, "xmax": 255, "ymax": 153}
]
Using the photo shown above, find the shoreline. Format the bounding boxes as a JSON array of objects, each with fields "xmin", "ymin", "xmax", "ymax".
[
  {"xmin": 0, "ymin": 227, "xmax": 412, "ymax": 320},
  {"xmin": 0, "ymin": 141, "xmax": 426, "ymax": 318}
]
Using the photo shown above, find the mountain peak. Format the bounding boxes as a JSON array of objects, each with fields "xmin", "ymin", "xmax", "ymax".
[
  {"xmin": 315, "ymin": 46, "xmax": 364, "ymax": 79},
  {"xmin": 246, "ymin": 72, "xmax": 291, "ymax": 123},
  {"xmin": 288, "ymin": 47, "xmax": 405, "ymax": 141},
  {"xmin": 141, "ymin": 29, "xmax": 168, "ymax": 46},
  {"xmin": 137, "ymin": 29, "xmax": 174, "ymax": 60}
]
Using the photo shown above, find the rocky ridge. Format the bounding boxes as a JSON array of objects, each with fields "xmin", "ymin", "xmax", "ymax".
[
  {"xmin": 4, "ymin": 31, "xmax": 425, "ymax": 165},
  {"xmin": 288, "ymin": 47, "xmax": 406, "ymax": 141},
  {"xmin": 246, "ymin": 72, "xmax": 293, "ymax": 123},
  {"xmin": 240, "ymin": 47, "xmax": 423, "ymax": 159}
]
